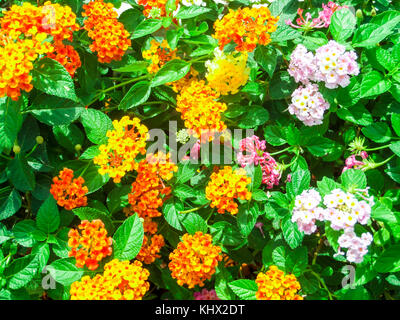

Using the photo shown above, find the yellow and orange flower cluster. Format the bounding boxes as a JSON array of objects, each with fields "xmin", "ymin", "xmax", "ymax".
[
  {"xmin": 205, "ymin": 166, "xmax": 252, "ymax": 215},
  {"xmin": 142, "ymin": 39, "xmax": 177, "ymax": 74},
  {"xmin": 213, "ymin": 6, "xmax": 279, "ymax": 52},
  {"xmin": 47, "ymin": 43, "xmax": 82, "ymax": 77},
  {"xmin": 0, "ymin": 1, "xmax": 80, "ymax": 99},
  {"xmin": 50, "ymin": 168, "xmax": 88, "ymax": 210},
  {"xmin": 70, "ymin": 259, "xmax": 150, "ymax": 300},
  {"xmin": 127, "ymin": 152, "xmax": 177, "ymax": 219},
  {"xmin": 255, "ymin": 266, "xmax": 303, "ymax": 300},
  {"xmin": 68, "ymin": 219, "xmax": 112, "ymax": 270},
  {"xmin": 137, "ymin": 218, "xmax": 165, "ymax": 264},
  {"xmin": 168, "ymin": 232, "xmax": 222, "ymax": 288},
  {"xmin": 176, "ymin": 80, "xmax": 227, "ymax": 142},
  {"xmin": 137, "ymin": 0, "xmax": 179, "ymax": 18},
  {"xmin": 94, "ymin": 116, "xmax": 149, "ymax": 183},
  {"xmin": 205, "ymin": 49, "xmax": 250, "ymax": 95},
  {"xmin": 82, "ymin": 0, "xmax": 131, "ymax": 63}
]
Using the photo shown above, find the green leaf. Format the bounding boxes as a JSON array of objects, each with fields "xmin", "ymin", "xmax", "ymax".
[
  {"xmin": 5, "ymin": 255, "xmax": 38, "ymax": 290},
  {"xmin": 329, "ymin": 8, "xmax": 356, "ymax": 42},
  {"xmin": 36, "ymin": 196, "xmax": 60, "ymax": 234},
  {"xmin": 113, "ymin": 213, "xmax": 144, "ymax": 261},
  {"xmin": 317, "ymin": 176, "xmax": 339, "ymax": 197},
  {"xmin": 80, "ymin": 108, "xmax": 113, "ymax": 145},
  {"xmin": 269, "ymin": 71, "xmax": 296, "ymax": 100},
  {"xmin": 390, "ymin": 141, "xmax": 400, "ymax": 157},
  {"xmin": 281, "ymin": 216, "xmax": 303, "ymax": 249},
  {"xmin": 151, "ymin": 59, "xmax": 191, "ymax": 87},
  {"xmin": 12, "ymin": 220, "xmax": 37, "ymax": 247},
  {"xmin": 271, "ymin": 25, "xmax": 301, "ymax": 42},
  {"xmin": 228, "ymin": 279, "xmax": 257, "ymax": 300},
  {"xmin": 336, "ymin": 103, "xmax": 373, "ymax": 126},
  {"xmin": 286, "ymin": 169, "xmax": 310, "ymax": 199},
  {"xmin": 175, "ymin": 6, "xmax": 211, "ymax": 19},
  {"xmin": 362, "ymin": 122, "xmax": 392, "ymax": 143},
  {"xmin": 180, "ymin": 213, "xmax": 208, "ymax": 234},
  {"xmin": 32, "ymin": 58, "xmax": 78, "ymax": 101},
  {"xmin": 7, "ymin": 157, "xmax": 35, "ymax": 192},
  {"xmin": 106, "ymin": 185, "xmax": 131, "ymax": 215},
  {"xmin": 375, "ymin": 245, "xmax": 400, "ymax": 273},
  {"xmin": 53, "ymin": 124, "xmax": 84, "ymax": 153},
  {"xmin": 263, "ymin": 125, "xmax": 287, "ymax": 146},
  {"xmin": 29, "ymin": 95, "xmax": 83, "ymax": 126},
  {"xmin": 306, "ymin": 136, "xmax": 336, "ymax": 157},
  {"xmin": 163, "ymin": 199, "xmax": 184, "ymax": 231},
  {"xmin": 0, "ymin": 98, "xmax": 22, "ymax": 150},
  {"xmin": 132, "ymin": 19, "xmax": 162, "ymax": 39},
  {"xmin": 0, "ymin": 189, "xmax": 21, "ymax": 221},
  {"xmin": 353, "ymin": 11, "xmax": 400, "ymax": 47},
  {"xmin": 119, "ymin": 81, "xmax": 151, "ymax": 110},
  {"xmin": 392, "ymin": 113, "xmax": 400, "ymax": 137},
  {"xmin": 72, "ymin": 207, "xmax": 114, "ymax": 234},
  {"xmin": 372, "ymin": 202, "xmax": 399, "ymax": 224},
  {"xmin": 254, "ymin": 46, "xmax": 277, "ymax": 78},
  {"xmin": 340, "ymin": 169, "xmax": 367, "ymax": 191},
  {"xmin": 238, "ymin": 105, "xmax": 269, "ymax": 129},
  {"xmin": 360, "ymin": 71, "xmax": 391, "ymax": 98},
  {"xmin": 47, "ymin": 258, "xmax": 84, "ymax": 286}
]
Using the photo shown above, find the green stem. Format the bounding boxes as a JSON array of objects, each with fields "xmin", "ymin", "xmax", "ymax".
[
  {"xmin": 270, "ymin": 146, "xmax": 292, "ymax": 156},
  {"xmin": 179, "ymin": 202, "xmax": 209, "ymax": 214},
  {"xmin": 372, "ymin": 154, "xmax": 396, "ymax": 169},
  {"xmin": 25, "ymin": 143, "xmax": 39, "ymax": 158},
  {"xmin": 309, "ymin": 270, "xmax": 335, "ymax": 300},
  {"xmin": 365, "ymin": 144, "xmax": 391, "ymax": 151},
  {"xmin": 0, "ymin": 153, "xmax": 12, "ymax": 160}
]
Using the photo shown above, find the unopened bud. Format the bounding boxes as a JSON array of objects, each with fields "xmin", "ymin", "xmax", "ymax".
[
  {"xmin": 13, "ymin": 145, "xmax": 21, "ymax": 154},
  {"xmin": 74, "ymin": 144, "xmax": 82, "ymax": 151},
  {"xmin": 36, "ymin": 136, "xmax": 44, "ymax": 144},
  {"xmin": 371, "ymin": 8, "xmax": 376, "ymax": 16},
  {"xmin": 356, "ymin": 9, "xmax": 363, "ymax": 19}
]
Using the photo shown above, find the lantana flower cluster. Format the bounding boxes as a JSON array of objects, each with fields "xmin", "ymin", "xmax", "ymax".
[
  {"xmin": 213, "ymin": 6, "xmax": 279, "ymax": 52},
  {"xmin": 286, "ymin": 2, "xmax": 347, "ymax": 29},
  {"xmin": 205, "ymin": 166, "xmax": 252, "ymax": 215},
  {"xmin": 288, "ymin": 83, "xmax": 330, "ymax": 126},
  {"xmin": 70, "ymin": 259, "xmax": 150, "ymax": 300},
  {"xmin": 343, "ymin": 151, "xmax": 369, "ymax": 173},
  {"xmin": 137, "ymin": 218, "xmax": 165, "ymax": 264},
  {"xmin": 287, "ymin": 41, "xmax": 359, "ymax": 125},
  {"xmin": 68, "ymin": 219, "xmax": 113, "ymax": 270},
  {"xmin": 336, "ymin": 229, "xmax": 373, "ymax": 263},
  {"xmin": 237, "ymin": 135, "xmax": 281, "ymax": 189},
  {"xmin": 136, "ymin": 0, "xmax": 180, "ymax": 18},
  {"xmin": 168, "ymin": 232, "xmax": 223, "ymax": 289},
  {"xmin": 50, "ymin": 168, "xmax": 88, "ymax": 210},
  {"xmin": 255, "ymin": 266, "xmax": 303, "ymax": 300},
  {"xmin": 0, "ymin": 1, "xmax": 80, "ymax": 100},
  {"xmin": 176, "ymin": 80, "xmax": 227, "ymax": 142},
  {"xmin": 142, "ymin": 39, "xmax": 177, "ymax": 74},
  {"xmin": 82, "ymin": 0, "xmax": 131, "ymax": 63},
  {"xmin": 194, "ymin": 289, "xmax": 220, "ymax": 300},
  {"xmin": 93, "ymin": 116, "xmax": 149, "ymax": 183},
  {"xmin": 127, "ymin": 152, "xmax": 178, "ymax": 219},
  {"xmin": 205, "ymin": 48, "xmax": 250, "ymax": 95},
  {"xmin": 292, "ymin": 187, "xmax": 374, "ymax": 263}
]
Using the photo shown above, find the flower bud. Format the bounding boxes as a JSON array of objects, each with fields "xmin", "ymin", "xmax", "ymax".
[
  {"xmin": 36, "ymin": 136, "xmax": 44, "ymax": 144},
  {"xmin": 371, "ymin": 8, "xmax": 376, "ymax": 16},
  {"xmin": 13, "ymin": 145, "xmax": 21, "ymax": 154},
  {"xmin": 356, "ymin": 9, "xmax": 363, "ymax": 19},
  {"xmin": 74, "ymin": 144, "xmax": 82, "ymax": 152}
]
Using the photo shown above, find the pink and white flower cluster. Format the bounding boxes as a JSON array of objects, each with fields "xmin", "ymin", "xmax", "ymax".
[
  {"xmin": 194, "ymin": 289, "xmax": 220, "ymax": 300},
  {"xmin": 289, "ymin": 41, "xmax": 360, "ymax": 89},
  {"xmin": 323, "ymin": 188, "xmax": 372, "ymax": 230},
  {"xmin": 292, "ymin": 189, "xmax": 325, "ymax": 235},
  {"xmin": 314, "ymin": 41, "xmax": 360, "ymax": 89},
  {"xmin": 288, "ymin": 83, "xmax": 330, "ymax": 126},
  {"xmin": 286, "ymin": 2, "xmax": 347, "ymax": 29},
  {"xmin": 236, "ymin": 135, "xmax": 281, "ymax": 189},
  {"xmin": 342, "ymin": 151, "xmax": 369, "ymax": 173},
  {"xmin": 336, "ymin": 229, "xmax": 373, "ymax": 263},
  {"xmin": 292, "ymin": 187, "xmax": 374, "ymax": 263}
]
